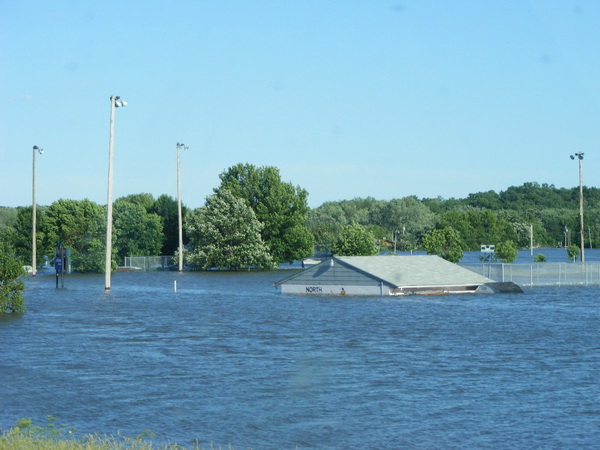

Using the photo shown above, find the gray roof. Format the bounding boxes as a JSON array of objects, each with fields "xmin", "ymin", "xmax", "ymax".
[
  {"xmin": 276, "ymin": 255, "xmax": 493, "ymax": 289},
  {"xmin": 336, "ymin": 255, "xmax": 493, "ymax": 288}
]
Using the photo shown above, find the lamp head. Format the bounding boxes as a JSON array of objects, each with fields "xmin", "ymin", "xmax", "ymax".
[
  {"xmin": 114, "ymin": 96, "xmax": 128, "ymax": 108},
  {"xmin": 177, "ymin": 142, "xmax": 188, "ymax": 151},
  {"xmin": 570, "ymin": 155, "xmax": 575, "ymax": 160},
  {"xmin": 33, "ymin": 145, "xmax": 44, "ymax": 155}
]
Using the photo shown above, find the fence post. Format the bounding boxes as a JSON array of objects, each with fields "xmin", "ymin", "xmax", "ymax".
[
  {"xmin": 558, "ymin": 263, "xmax": 561, "ymax": 286},
  {"xmin": 530, "ymin": 264, "xmax": 533, "ymax": 287}
]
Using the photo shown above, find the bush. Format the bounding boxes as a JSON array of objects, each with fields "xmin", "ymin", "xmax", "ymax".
[
  {"xmin": 495, "ymin": 240, "xmax": 518, "ymax": 263},
  {"xmin": 422, "ymin": 227, "xmax": 464, "ymax": 263},
  {"xmin": 534, "ymin": 253, "xmax": 546, "ymax": 262},
  {"xmin": 567, "ymin": 245, "xmax": 580, "ymax": 262}
]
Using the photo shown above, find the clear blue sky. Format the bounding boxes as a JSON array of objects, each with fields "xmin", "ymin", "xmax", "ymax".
[{"xmin": 1, "ymin": 1, "xmax": 598, "ymax": 209}]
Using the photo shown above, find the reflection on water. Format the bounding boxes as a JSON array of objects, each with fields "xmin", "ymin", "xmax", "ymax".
[{"xmin": 1, "ymin": 270, "xmax": 599, "ymax": 448}]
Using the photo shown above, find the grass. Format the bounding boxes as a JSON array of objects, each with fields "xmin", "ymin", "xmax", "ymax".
[{"xmin": 0, "ymin": 417, "xmax": 233, "ymax": 450}]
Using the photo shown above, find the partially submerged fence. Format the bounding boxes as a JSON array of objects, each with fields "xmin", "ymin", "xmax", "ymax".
[
  {"xmin": 123, "ymin": 256, "xmax": 175, "ymax": 271},
  {"xmin": 460, "ymin": 262, "xmax": 600, "ymax": 287}
]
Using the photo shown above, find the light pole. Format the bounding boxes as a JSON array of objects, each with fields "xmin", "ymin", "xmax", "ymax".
[
  {"xmin": 105, "ymin": 96, "xmax": 127, "ymax": 290},
  {"xmin": 570, "ymin": 152, "xmax": 585, "ymax": 264},
  {"xmin": 176, "ymin": 142, "xmax": 188, "ymax": 272},
  {"xmin": 32, "ymin": 145, "xmax": 44, "ymax": 277}
]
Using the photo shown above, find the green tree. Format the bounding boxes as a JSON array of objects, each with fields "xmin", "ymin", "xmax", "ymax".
[
  {"xmin": 43, "ymin": 199, "xmax": 106, "ymax": 273},
  {"xmin": 0, "ymin": 241, "xmax": 26, "ymax": 314},
  {"xmin": 216, "ymin": 163, "xmax": 313, "ymax": 263},
  {"xmin": 113, "ymin": 199, "xmax": 163, "ymax": 262},
  {"xmin": 438, "ymin": 208, "xmax": 517, "ymax": 250},
  {"xmin": 149, "ymin": 194, "xmax": 187, "ymax": 255},
  {"xmin": 567, "ymin": 244, "xmax": 580, "ymax": 262},
  {"xmin": 308, "ymin": 198, "xmax": 393, "ymax": 252},
  {"xmin": 465, "ymin": 190, "xmax": 502, "ymax": 209},
  {"xmin": 306, "ymin": 202, "xmax": 348, "ymax": 253},
  {"xmin": 117, "ymin": 193, "xmax": 156, "ymax": 211},
  {"xmin": 422, "ymin": 227, "xmax": 464, "ymax": 263},
  {"xmin": 0, "ymin": 207, "xmax": 18, "ymax": 232},
  {"xmin": 368, "ymin": 196, "xmax": 435, "ymax": 249},
  {"xmin": 9, "ymin": 206, "xmax": 50, "ymax": 265},
  {"xmin": 186, "ymin": 189, "xmax": 274, "ymax": 270},
  {"xmin": 495, "ymin": 240, "xmax": 518, "ymax": 263},
  {"xmin": 331, "ymin": 222, "xmax": 379, "ymax": 256}
]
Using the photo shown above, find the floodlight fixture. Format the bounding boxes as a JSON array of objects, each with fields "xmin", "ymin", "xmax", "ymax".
[{"xmin": 114, "ymin": 96, "xmax": 128, "ymax": 108}]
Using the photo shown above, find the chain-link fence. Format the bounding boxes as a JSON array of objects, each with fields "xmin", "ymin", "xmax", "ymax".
[
  {"xmin": 123, "ymin": 256, "xmax": 175, "ymax": 271},
  {"xmin": 461, "ymin": 262, "xmax": 600, "ymax": 287}
]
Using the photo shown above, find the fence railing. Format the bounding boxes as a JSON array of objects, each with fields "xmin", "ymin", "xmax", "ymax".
[
  {"xmin": 123, "ymin": 256, "xmax": 175, "ymax": 271},
  {"xmin": 460, "ymin": 262, "xmax": 600, "ymax": 287}
]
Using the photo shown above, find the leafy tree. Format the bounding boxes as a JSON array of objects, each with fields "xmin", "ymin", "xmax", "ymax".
[
  {"xmin": 306, "ymin": 202, "xmax": 349, "ymax": 253},
  {"xmin": 567, "ymin": 244, "xmax": 580, "ymax": 262},
  {"xmin": 499, "ymin": 182, "xmax": 573, "ymax": 210},
  {"xmin": 465, "ymin": 190, "xmax": 502, "ymax": 209},
  {"xmin": 149, "ymin": 194, "xmax": 187, "ymax": 255},
  {"xmin": 113, "ymin": 199, "xmax": 163, "ymax": 262},
  {"xmin": 534, "ymin": 253, "xmax": 547, "ymax": 262},
  {"xmin": 0, "ymin": 241, "xmax": 26, "ymax": 314},
  {"xmin": 310, "ymin": 197, "xmax": 383, "ymax": 228},
  {"xmin": 438, "ymin": 208, "xmax": 517, "ymax": 250},
  {"xmin": 421, "ymin": 196, "xmax": 465, "ymax": 215},
  {"xmin": 0, "ymin": 207, "xmax": 18, "ymax": 231},
  {"xmin": 9, "ymin": 206, "xmax": 50, "ymax": 265},
  {"xmin": 116, "ymin": 193, "xmax": 156, "ymax": 211},
  {"xmin": 308, "ymin": 197, "xmax": 433, "ymax": 253},
  {"xmin": 216, "ymin": 163, "xmax": 313, "ymax": 263},
  {"xmin": 368, "ymin": 196, "xmax": 435, "ymax": 249},
  {"xmin": 43, "ymin": 199, "xmax": 106, "ymax": 273},
  {"xmin": 495, "ymin": 240, "xmax": 518, "ymax": 263},
  {"xmin": 186, "ymin": 189, "xmax": 274, "ymax": 270},
  {"xmin": 422, "ymin": 227, "xmax": 464, "ymax": 263},
  {"xmin": 331, "ymin": 222, "xmax": 378, "ymax": 256},
  {"xmin": 534, "ymin": 208, "xmax": 577, "ymax": 247}
]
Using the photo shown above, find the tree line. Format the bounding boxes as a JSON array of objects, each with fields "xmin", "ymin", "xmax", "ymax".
[
  {"xmin": 0, "ymin": 163, "xmax": 314, "ymax": 273},
  {"xmin": 309, "ymin": 181, "xmax": 600, "ymax": 257},
  {"xmin": 1, "ymin": 171, "xmax": 597, "ymax": 274}
]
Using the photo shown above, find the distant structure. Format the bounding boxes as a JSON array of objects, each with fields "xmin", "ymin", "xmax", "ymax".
[{"xmin": 275, "ymin": 255, "xmax": 521, "ymax": 296}]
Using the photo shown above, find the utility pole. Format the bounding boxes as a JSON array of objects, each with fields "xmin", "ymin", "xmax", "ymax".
[
  {"xmin": 176, "ymin": 142, "xmax": 188, "ymax": 272},
  {"xmin": 105, "ymin": 96, "xmax": 127, "ymax": 290},
  {"xmin": 570, "ymin": 153, "xmax": 585, "ymax": 264},
  {"xmin": 32, "ymin": 145, "xmax": 44, "ymax": 276}
]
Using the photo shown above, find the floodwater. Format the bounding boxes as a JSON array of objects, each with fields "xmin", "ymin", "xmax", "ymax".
[{"xmin": 1, "ymin": 270, "xmax": 599, "ymax": 448}]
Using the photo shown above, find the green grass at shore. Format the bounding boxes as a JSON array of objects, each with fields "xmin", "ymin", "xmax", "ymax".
[{"xmin": 0, "ymin": 417, "xmax": 231, "ymax": 450}]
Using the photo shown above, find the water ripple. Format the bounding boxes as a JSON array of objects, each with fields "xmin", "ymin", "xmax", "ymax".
[{"xmin": 1, "ymin": 272, "xmax": 599, "ymax": 448}]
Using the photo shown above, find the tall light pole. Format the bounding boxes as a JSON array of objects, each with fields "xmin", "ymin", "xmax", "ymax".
[
  {"xmin": 176, "ymin": 142, "xmax": 188, "ymax": 272},
  {"xmin": 105, "ymin": 96, "xmax": 127, "ymax": 290},
  {"xmin": 570, "ymin": 152, "xmax": 585, "ymax": 264},
  {"xmin": 32, "ymin": 145, "xmax": 44, "ymax": 277}
]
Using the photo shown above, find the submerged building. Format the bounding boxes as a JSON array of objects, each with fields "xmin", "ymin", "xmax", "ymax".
[{"xmin": 275, "ymin": 255, "xmax": 521, "ymax": 296}]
